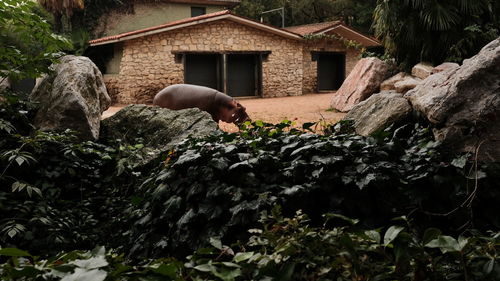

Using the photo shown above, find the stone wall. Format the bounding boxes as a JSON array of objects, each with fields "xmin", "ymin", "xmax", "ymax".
[
  {"xmin": 109, "ymin": 20, "xmax": 304, "ymax": 103},
  {"xmin": 302, "ymin": 39, "xmax": 361, "ymax": 94},
  {"xmin": 103, "ymin": 74, "xmax": 120, "ymax": 104}
]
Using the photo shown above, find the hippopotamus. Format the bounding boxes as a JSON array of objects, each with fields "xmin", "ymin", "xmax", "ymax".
[{"xmin": 153, "ymin": 84, "xmax": 250, "ymax": 124}]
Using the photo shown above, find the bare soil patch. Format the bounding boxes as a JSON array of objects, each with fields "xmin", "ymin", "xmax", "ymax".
[{"xmin": 103, "ymin": 93, "xmax": 345, "ymax": 132}]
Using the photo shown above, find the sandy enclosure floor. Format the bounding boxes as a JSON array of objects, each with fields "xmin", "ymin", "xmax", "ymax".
[{"xmin": 103, "ymin": 93, "xmax": 345, "ymax": 133}]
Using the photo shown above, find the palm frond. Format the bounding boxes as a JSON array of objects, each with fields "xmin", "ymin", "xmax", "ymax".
[{"xmin": 419, "ymin": 2, "xmax": 459, "ymax": 31}]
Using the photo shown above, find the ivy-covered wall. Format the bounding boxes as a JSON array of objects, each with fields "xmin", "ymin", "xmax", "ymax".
[{"xmin": 93, "ymin": 2, "xmax": 226, "ymax": 37}]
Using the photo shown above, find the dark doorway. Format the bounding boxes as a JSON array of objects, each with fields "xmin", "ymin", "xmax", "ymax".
[
  {"xmin": 317, "ymin": 52, "xmax": 345, "ymax": 91},
  {"xmin": 227, "ymin": 54, "xmax": 259, "ymax": 97},
  {"xmin": 184, "ymin": 54, "xmax": 221, "ymax": 90}
]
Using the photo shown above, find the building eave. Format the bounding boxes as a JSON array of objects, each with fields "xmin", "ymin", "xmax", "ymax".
[
  {"xmin": 169, "ymin": 0, "xmax": 240, "ymax": 7},
  {"xmin": 318, "ymin": 25, "xmax": 380, "ymax": 47},
  {"xmin": 89, "ymin": 12, "xmax": 302, "ymax": 46}
]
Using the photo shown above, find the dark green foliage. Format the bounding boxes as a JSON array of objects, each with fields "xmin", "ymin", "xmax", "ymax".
[
  {"xmin": 0, "ymin": 92, "xmax": 145, "ymax": 256},
  {"xmin": 2, "ymin": 90, "xmax": 499, "ymax": 262},
  {"xmin": 1, "ymin": 92, "xmax": 499, "ymax": 277},
  {"xmin": 373, "ymin": 0, "xmax": 500, "ymax": 69},
  {"xmin": 0, "ymin": 0, "xmax": 71, "ymax": 82},
  {"xmin": 234, "ymin": 0, "xmax": 376, "ymax": 33},
  {"xmin": 1, "ymin": 210, "xmax": 499, "ymax": 280},
  {"xmin": 124, "ymin": 119, "xmax": 499, "ymax": 259}
]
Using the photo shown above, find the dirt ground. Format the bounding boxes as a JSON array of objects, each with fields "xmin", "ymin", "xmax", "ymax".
[{"xmin": 102, "ymin": 93, "xmax": 345, "ymax": 132}]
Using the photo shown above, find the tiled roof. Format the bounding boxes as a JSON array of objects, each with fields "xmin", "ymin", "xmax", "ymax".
[
  {"xmin": 89, "ymin": 11, "xmax": 380, "ymax": 47},
  {"xmin": 285, "ymin": 21, "xmax": 380, "ymax": 47},
  {"xmin": 170, "ymin": 0, "xmax": 240, "ymax": 6},
  {"xmin": 284, "ymin": 21, "xmax": 342, "ymax": 35}
]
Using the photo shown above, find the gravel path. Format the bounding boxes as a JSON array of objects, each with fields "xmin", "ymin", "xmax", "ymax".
[{"xmin": 103, "ymin": 93, "xmax": 345, "ymax": 132}]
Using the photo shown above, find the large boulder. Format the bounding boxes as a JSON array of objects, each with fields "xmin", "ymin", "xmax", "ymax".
[
  {"xmin": 405, "ymin": 38, "xmax": 500, "ymax": 161},
  {"xmin": 331, "ymin": 57, "xmax": 392, "ymax": 112},
  {"xmin": 411, "ymin": 62, "xmax": 434, "ymax": 79},
  {"xmin": 30, "ymin": 55, "xmax": 111, "ymax": 140},
  {"xmin": 344, "ymin": 92, "xmax": 412, "ymax": 136},
  {"xmin": 100, "ymin": 104, "xmax": 218, "ymax": 166}
]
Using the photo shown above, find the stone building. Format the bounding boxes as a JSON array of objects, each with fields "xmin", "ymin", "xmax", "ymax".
[{"xmin": 88, "ymin": 10, "xmax": 380, "ymax": 104}]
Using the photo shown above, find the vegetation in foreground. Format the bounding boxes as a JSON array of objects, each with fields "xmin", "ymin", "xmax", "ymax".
[
  {"xmin": 1, "ymin": 90, "xmax": 499, "ymax": 280},
  {"xmin": 1, "ymin": 208, "xmax": 499, "ymax": 281},
  {"xmin": 1, "ymin": 1, "xmax": 499, "ymax": 280}
]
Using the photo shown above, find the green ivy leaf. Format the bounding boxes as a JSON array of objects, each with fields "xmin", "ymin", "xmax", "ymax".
[
  {"xmin": 233, "ymin": 252, "xmax": 254, "ymax": 263},
  {"xmin": 425, "ymin": 235, "xmax": 461, "ymax": 253},
  {"xmin": 0, "ymin": 248, "xmax": 31, "ymax": 257},
  {"xmin": 364, "ymin": 230, "xmax": 381, "ymax": 244},
  {"xmin": 384, "ymin": 226, "xmax": 405, "ymax": 246},
  {"xmin": 193, "ymin": 263, "xmax": 215, "ymax": 272},
  {"xmin": 483, "ymin": 259, "xmax": 495, "ymax": 275},
  {"xmin": 356, "ymin": 173, "xmax": 376, "ymax": 189},
  {"xmin": 60, "ymin": 268, "xmax": 107, "ymax": 281},
  {"xmin": 150, "ymin": 263, "xmax": 178, "ymax": 277},
  {"xmin": 213, "ymin": 267, "xmax": 242, "ymax": 281},
  {"xmin": 71, "ymin": 256, "xmax": 108, "ymax": 269},
  {"xmin": 422, "ymin": 228, "xmax": 442, "ymax": 245},
  {"xmin": 451, "ymin": 154, "xmax": 468, "ymax": 168},
  {"xmin": 209, "ymin": 237, "xmax": 223, "ymax": 250}
]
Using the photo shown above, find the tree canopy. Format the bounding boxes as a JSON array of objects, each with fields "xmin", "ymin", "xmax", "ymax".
[
  {"xmin": 373, "ymin": 0, "xmax": 500, "ymax": 68},
  {"xmin": 0, "ymin": 0, "xmax": 71, "ymax": 81},
  {"xmin": 234, "ymin": 0, "xmax": 377, "ymax": 34},
  {"xmin": 37, "ymin": 0, "xmax": 85, "ymax": 32}
]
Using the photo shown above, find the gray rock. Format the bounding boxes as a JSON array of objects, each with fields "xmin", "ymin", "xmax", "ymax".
[
  {"xmin": 30, "ymin": 55, "xmax": 111, "ymax": 140},
  {"xmin": 331, "ymin": 57, "xmax": 393, "ymax": 112},
  {"xmin": 405, "ymin": 37, "xmax": 500, "ymax": 161},
  {"xmin": 394, "ymin": 76, "xmax": 422, "ymax": 94},
  {"xmin": 100, "ymin": 104, "xmax": 219, "ymax": 167},
  {"xmin": 344, "ymin": 92, "xmax": 412, "ymax": 136},
  {"xmin": 431, "ymin": 62, "xmax": 460, "ymax": 74},
  {"xmin": 411, "ymin": 62, "xmax": 434, "ymax": 79},
  {"xmin": 380, "ymin": 72, "xmax": 409, "ymax": 91},
  {"xmin": 0, "ymin": 77, "xmax": 11, "ymax": 92}
]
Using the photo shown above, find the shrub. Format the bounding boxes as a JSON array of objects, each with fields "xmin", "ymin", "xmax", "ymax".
[
  {"xmin": 124, "ymin": 120, "xmax": 499, "ymax": 258},
  {"xmin": 1, "ymin": 209, "xmax": 499, "ymax": 280}
]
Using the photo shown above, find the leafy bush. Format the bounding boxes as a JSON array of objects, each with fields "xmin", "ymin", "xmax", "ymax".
[
  {"xmin": 373, "ymin": 0, "xmax": 499, "ymax": 69},
  {"xmin": 1, "ymin": 209, "xmax": 498, "ymax": 281},
  {"xmin": 1, "ymin": 91, "xmax": 499, "ymax": 274},
  {"xmin": 0, "ymin": 92, "xmax": 143, "ymax": 256},
  {"xmin": 0, "ymin": 0, "xmax": 71, "ymax": 81},
  {"xmin": 123, "ymin": 120, "xmax": 499, "ymax": 259}
]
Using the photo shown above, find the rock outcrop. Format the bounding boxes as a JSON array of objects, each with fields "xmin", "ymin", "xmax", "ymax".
[
  {"xmin": 100, "ymin": 104, "xmax": 218, "ymax": 166},
  {"xmin": 331, "ymin": 57, "xmax": 392, "ymax": 112},
  {"xmin": 431, "ymin": 62, "xmax": 459, "ymax": 74},
  {"xmin": 344, "ymin": 92, "xmax": 412, "ymax": 136},
  {"xmin": 30, "ymin": 55, "xmax": 111, "ymax": 140},
  {"xmin": 411, "ymin": 62, "xmax": 434, "ymax": 79},
  {"xmin": 394, "ymin": 76, "xmax": 422, "ymax": 94},
  {"xmin": 380, "ymin": 72, "xmax": 409, "ymax": 91},
  {"xmin": 0, "ymin": 77, "xmax": 11, "ymax": 92},
  {"xmin": 405, "ymin": 38, "xmax": 500, "ymax": 161}
]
